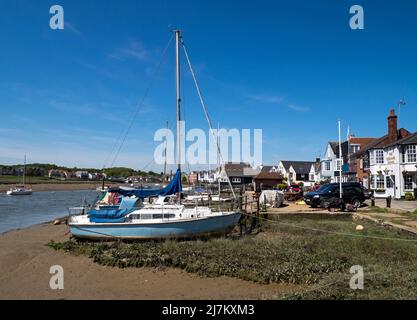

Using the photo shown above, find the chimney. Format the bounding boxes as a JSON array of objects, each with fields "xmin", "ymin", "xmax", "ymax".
[{"xmin": 387, "ymin": 109, "xmax": 398, "ymax": 144}]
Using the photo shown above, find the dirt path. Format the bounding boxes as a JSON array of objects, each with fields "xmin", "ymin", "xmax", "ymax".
[{"xmin": 0, "ymin": 223, "xmax": 298, "ymax": 300}]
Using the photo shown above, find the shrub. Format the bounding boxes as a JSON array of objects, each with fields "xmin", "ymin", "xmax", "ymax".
[
  {"xmin": 277, "ymin": 184, "xmax": 288, "ymax": 191},
  {"xmin": 404, "ymin": 192, "xmax": 415, "ymax": 201}
]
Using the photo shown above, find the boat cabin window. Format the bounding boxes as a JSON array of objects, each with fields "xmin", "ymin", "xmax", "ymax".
[{"xmin": 130, "ymin": 213, "xmax": 176, "ymax": 220}]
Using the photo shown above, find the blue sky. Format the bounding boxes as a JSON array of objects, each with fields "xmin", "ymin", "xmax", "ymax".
[{"xmin": 1, "ymin": 0, "xmax": 417, "ymax": 172}]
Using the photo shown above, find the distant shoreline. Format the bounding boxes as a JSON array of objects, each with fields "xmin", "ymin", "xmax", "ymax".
[{"xmin": 0, "ymin": 183, "xmax": 100, "ymax": 193}]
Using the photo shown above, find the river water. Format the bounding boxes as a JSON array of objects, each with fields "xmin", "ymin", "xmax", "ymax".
[{"xmin": 0, "ymin": 190, "xmax": 98, "ymax": 233}]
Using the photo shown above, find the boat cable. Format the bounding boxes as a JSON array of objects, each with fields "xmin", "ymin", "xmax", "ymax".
[
  {"xmin": 102, "ymin": 33, "xmax": 175, "ymax": 170},
  {"xmin": 181, "ymin": 38, "xmax": 236, "ymax": 200}
]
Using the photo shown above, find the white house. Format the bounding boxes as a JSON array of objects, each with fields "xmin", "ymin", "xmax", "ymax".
[
  {"xmin": 278, "ymin": 160, "xmax": 317, "ymax": 186},
  {"xmin": 363, "ymin": 110, "xmax": 417, "ymax": 199},
  {"xmin": 321, "ymin": 137, "xmax": 375, "ymax": 183},
  {"xmin": 368, "ymin": 132, "xmax": 417, "ymax": 199}
]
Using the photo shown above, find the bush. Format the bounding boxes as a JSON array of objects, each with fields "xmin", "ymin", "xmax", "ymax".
[
  {"xmin": 277, "ymin": 184, "xmax": 288, "ymax": 191},
  {"xmin": 404, "ymin": 192, "xmax": 415, "ymax": 201}
]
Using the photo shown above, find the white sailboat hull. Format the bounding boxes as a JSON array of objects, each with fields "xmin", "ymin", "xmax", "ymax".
[{"xmin": 6, "ymin": 189, "xmax": 33, "ymax": 196}]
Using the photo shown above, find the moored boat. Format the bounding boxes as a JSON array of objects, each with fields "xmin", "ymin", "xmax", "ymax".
[
  {"xmin": 7, "ymin": 186, "xmax": 33, "ymax": 196},
  {"xmin": 6, "ymin": 156, "xmax": 32, "ymax": 196},
  {"xmin": 68, "ymin": 30, "xmax": 241, "ymax": 241}
]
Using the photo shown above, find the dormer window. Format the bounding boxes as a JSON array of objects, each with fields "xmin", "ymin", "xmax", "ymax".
[{"xmin": 350, "ymin": 144, "xmax": 360, "ymax": 154}]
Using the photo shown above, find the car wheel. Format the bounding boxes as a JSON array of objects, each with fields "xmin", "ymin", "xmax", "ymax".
[
  {"xmin": 352, "ymin": 198, "xmax": 361, "ymax": 208},
  {"xmin": 321, "ymin": 200, "xmax": 330, "ymax": 209}
]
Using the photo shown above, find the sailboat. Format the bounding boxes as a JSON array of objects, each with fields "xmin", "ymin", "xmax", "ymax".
[
  {"xmin": 69, "ymin": 30, "xmax": 241, "ymax": 240},
  {"xmin": 7, "ymin": 156, "xmax": 33, "ymax": 196}
]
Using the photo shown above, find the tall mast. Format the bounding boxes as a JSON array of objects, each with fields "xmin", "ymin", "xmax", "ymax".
[
  {"xmin": 175, "ymin": 30, "xmax": 181, "ymax": 172},
  {"xmin": 164, "ymin": 120, "xmax": 168, "ymax": 179},
  {"xmin": 338, "ymin": 120, "xmax": 343, "ymax": 199},
  {"xmin": 23, "ymin": 155, "xmax": 26, "ymax": 186}
]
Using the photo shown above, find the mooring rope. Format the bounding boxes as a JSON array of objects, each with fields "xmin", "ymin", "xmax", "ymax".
[{"xmin": 242, "ymin": 212, "xmax": 417, "ymax": 243}]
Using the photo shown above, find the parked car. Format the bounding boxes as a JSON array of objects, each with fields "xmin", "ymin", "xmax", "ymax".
[
  {"xmin": 288, "ymin": 184, "xmax": 303, "ymax": 193},
  {"xmin": 304, "ymin": 182, "xmax": 366, "ymax": 208},
  {"xmin": 363, "ymin": 188, "xmax": 373, "ymax": 199}
]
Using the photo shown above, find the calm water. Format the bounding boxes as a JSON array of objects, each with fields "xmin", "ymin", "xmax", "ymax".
[{"xmin": 0, "ymin": 190, "xmax": 98, "ymax": 233}]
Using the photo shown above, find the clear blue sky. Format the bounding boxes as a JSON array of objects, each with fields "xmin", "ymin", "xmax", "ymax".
[{"xmin": 1, "ymin": 0, "xmax": 417, "ymax": 172}]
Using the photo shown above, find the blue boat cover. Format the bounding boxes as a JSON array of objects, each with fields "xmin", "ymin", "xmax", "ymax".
[
  {"xmin": 89, "ymin": 208, "xmax": 133, "ymax": 223},
  {"xmin": 109, "ymin": 169, "xmax": 182, "ymax": 199},
  {"xmin": 119, "ymin": 197, "xmax": 138, "ymax": 210}
]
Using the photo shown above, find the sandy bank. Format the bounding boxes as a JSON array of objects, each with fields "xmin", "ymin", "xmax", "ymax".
[{"xmin": 0, "ymin": 223, "xmax": 297, "ymax": 300}]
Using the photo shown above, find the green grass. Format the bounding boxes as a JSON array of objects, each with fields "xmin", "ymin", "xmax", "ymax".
[
  {"xmin": 49, "ymin": 214, "xmax": 417, "ymax": 299},
  {"xmin": 364, "ymin": 206, "xmax": 389, "ymax": 214}
]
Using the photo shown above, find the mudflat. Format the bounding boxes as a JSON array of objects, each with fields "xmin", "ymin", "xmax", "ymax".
[{"xmin": 0, "ymin": 223, "xmax": 296, "ymax": 300}]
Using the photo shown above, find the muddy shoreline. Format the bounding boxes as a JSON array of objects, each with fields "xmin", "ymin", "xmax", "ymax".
[{"xmin": 0, "ymin": 222, "xmax": 298, "ymax": 300}]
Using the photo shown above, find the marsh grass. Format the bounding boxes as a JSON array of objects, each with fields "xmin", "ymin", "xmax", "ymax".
[{"xmin": 49, "ymin": 214, "xmax": 417, "ymax": 299}]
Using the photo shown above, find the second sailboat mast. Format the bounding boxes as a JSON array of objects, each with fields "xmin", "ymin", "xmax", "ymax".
[{"xmin": 175, "ymin": 30, "xmax": 181, "ymax": 172}]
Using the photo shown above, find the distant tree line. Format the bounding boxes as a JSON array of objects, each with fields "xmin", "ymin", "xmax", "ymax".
[{"xmin": 0, "ymin": 163, "xmax": 161, "ymax": 178}]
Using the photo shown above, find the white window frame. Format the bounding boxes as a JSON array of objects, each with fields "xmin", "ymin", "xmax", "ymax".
[
  {"xmin": 350, "ymin": 144, "xmax": 360, "ymax": 154},
  {"xmin": 376, "ymin": 175, "xmax": 385, "ymax": 189},
  {"xmin": 335, "ymin": 159, "xmax": 343, "ymax": 171},
  {"xmin": 404, "ymin": 175, "xmax": 413, "ymax": 191},
  {"xmin": 406, "ymin": 145, "xmax": 417, "ymax": 163},
  {"xmin": 375, "ymin": 150, "xmax": 384, "ymax": 164},
  {"xmin": 324, "ymin": 161, "xmax": 331, "ymax": 171},
  {"xmin": 231, "ymin": 177, "xmax": 241, "ymax": 183}
]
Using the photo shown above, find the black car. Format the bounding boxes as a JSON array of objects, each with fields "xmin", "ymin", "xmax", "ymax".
[{"xmin": 304, "ymin": 182, "xmax": 366, "ymax": 208}]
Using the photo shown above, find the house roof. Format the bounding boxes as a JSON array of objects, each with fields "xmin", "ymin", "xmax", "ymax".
[
  {"xmin": 356, "ymin": 128, "xmax": 411, "ymax": 156},
  {"xmin": 349, "ymin": 137, "xmax": 376, "ymax": 146},
  {"xmin": 280, "ymin": 161, "xmax": 314, "ymax": 174},
  {"xmin": 328, "ymin": 141, "xmax": 349, "ymax": 159},
  {"xmin": 329, "ymin": 138, "xmax": 376, "ymax": 159},
  {"xmin": 385, "ymin": 132, "xmax": 417, "ymax": 148},
  {"xmin": 223, "ymin": 162, "xmax": 251, "ymax": 177},
  {"xmin": 254, "ymin": 172, "xmax": 283, "ymax": 180},
  {"xmin": 260, "ymin": 165, "xmax": 278, "ymax": 173}
]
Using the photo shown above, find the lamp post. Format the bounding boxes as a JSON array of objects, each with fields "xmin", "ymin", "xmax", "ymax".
[{"xmin": 338, "ymin": 120, "xmax": 343, "ymax": 199}]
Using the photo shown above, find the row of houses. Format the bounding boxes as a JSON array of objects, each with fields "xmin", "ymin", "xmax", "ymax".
[
  {"xmin": 47, "ymin": 170, "xmax": 106, "ymax": 180},
  {"xmin": 188, "ymin": 109, "xmax": 417, "ymax": 199},
  {"xmin": 317, "ymin": 109, "xmax": 416, "ymax": 199}
]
